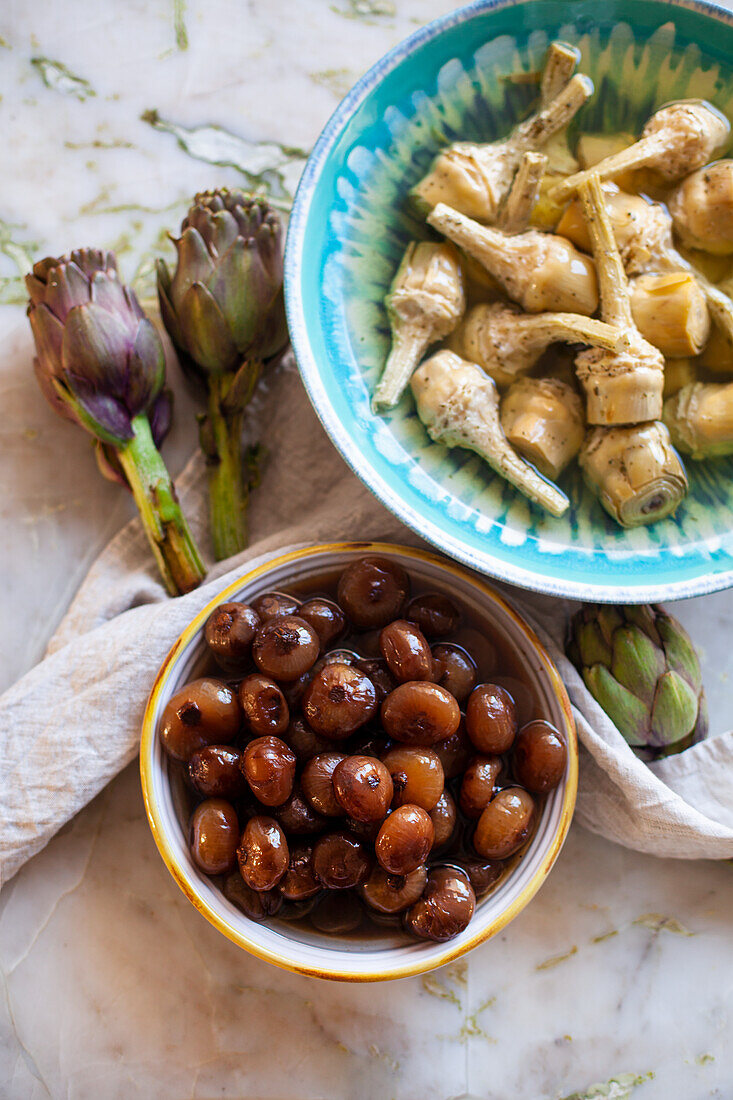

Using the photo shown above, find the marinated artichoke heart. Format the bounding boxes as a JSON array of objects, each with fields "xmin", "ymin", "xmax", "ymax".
[
  {"xmin": 552, "ymin": 99, "xmax": 730, "ymax": 201},
  {"xmin": 575, "ymin": 174, "xmax": 664, "ymax": 425},
  {"xmin": 629, "ymin": 273, "xmax": 710, "ymax": 358},
  {"xmin": 579, "ymin": 422, "xmax": 688, "ymax": 528},
  {"xmin": 412, "ymin": 73, "xmax": 592, "ymax": 223},
  {"xmin": 373, "ymin": 240, "xmax": 465, "ymax": 410},
  {"xmin": 556, "ymin": 184, "xmax": 672, "ymax": 274},
  {"xmin": 452, "ymin": 301, "xmax": 623, "ymax": 389},
  {"xmin": 669, "ymin": 159, "xmax": 733, "ymax": 255},
  {"xmin": 428, "ymin": 203, "xmax": 598, "ymax": 315},
  {"xmin": 500, "ymin": 377, "xmax": 585, "ymax": 480},
  {"xmin": 699, "ymin": 320, "xmax": 733, "ymax": 376},
  {"xmin": 559, "ymin": 180, "xmax": 733, "ymax": 351},
  {"xmin": 411, "ymin": 350, "xmax": 569, "ymax": 516},
  {"xmin": 663, "ymin": 357, "xmax": 699, "ymax": 399},
  {"xmin": 567, "ymin": 603, "xmax": 707, "ymax": 757},
  {"xmin": 663, "ymin": 380, "xmax": 733, "ymax": 458},
  {"xmin": 575, "ymin": 338, "xmax": 665, "ymax": 425}
]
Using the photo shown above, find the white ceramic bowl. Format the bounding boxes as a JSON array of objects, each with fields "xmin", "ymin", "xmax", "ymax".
[{"xmin": 140, "ymin": 543, "xmax": 577, "ymax": 981}]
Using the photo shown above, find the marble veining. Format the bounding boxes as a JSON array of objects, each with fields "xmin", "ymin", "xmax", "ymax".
[{"xmin": 2, "ymin": 0, "xmax": 733, "ymax": 1096}]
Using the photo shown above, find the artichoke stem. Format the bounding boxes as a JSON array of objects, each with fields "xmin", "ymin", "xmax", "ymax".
[
  {"xmin": 374, "ymin": 328, "xmax": 429, "ymax": 410},
  {"xmin": 205, "ymin": 374, "xmax": 249, "ymax": 560},
  {"xmin": 117, "ymin": 415, "xmax": 205, "ymax": 595}
]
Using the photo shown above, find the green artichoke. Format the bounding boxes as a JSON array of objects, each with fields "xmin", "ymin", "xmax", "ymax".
[
  {"xmin": 157, "ymin": 190, "xmax": 288, "ymax": 560},
  {"xmin": 27, "ymin": 249, "xmax": 205, "ymax": 596},
  {"xmin": 567, "ymin": 604, "xmax": 708, "ymax": 758}
]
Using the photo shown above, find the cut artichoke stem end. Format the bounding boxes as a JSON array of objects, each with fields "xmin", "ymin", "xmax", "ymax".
[
  {"xmin": 580, "ymin": 423, "xmax": 688, "ymax": 528},
  {"xmin": 499, "ymin": 151, "xmax": 548, "ymax": 233},
  {"xmin": 117, "ymin": 414, "xmax": 206, "ymax": 594},
  {"xmin": 540, "ymin": 41, "xmax": 580, "ymax": 106}
]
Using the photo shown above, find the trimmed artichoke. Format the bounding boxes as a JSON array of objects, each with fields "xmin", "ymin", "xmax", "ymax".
[
  {"xmin": 157, "ymin": 190, "xmax": 288, "ymax": 560},
  {"xmin": 27, "ymin": 249, "xmax": 204, "ymax": 596},
  {"xmin": 567, "ymin": 604, "xmax": 708, "ymax": 757}
]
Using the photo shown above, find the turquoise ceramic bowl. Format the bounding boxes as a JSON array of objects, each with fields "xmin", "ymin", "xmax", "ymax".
[{"xmin": 284, "ymin": 0, "xmax": 733, "ymax": 602}]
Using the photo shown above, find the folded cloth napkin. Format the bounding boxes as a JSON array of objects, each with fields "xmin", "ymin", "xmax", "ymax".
[{"xmin": 2, "ymin": 357, "xmax": 733, "ymax": 886}]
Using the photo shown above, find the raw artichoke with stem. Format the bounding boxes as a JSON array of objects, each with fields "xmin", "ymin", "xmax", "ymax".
[
  {"xmin": 27, "ymin": 249, "xmax": 205, "ymax": 596},
  {"xmin": 567, "ymin": 604, "xmax": 708, "ymax": 758},
  {"xmin": 157, "ymin": 189, "xmax": 288, "ymax": 560}
]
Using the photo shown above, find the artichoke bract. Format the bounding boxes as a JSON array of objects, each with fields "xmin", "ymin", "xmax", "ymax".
[
  {"xmin": 157, "ymin": 190, "xmax": 288, "ymax": 560},
  {"xmin": 27, "ymin": 249, "xmax": 205, "ymax": 596},
  {"xmin": 567, "ymin": 604, "xmax": 708, "ymax": 757}
]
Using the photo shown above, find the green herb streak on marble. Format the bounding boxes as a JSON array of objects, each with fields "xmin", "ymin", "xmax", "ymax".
[
  {"xmin": 633, "ymin": 913, "xmax": 695, "ymax": 936},
  {"xmin": 447, "ymin": 960, "xmax": 467, "ymax": 986},
  {"xmin": 0, "ymin": 36, "xmax": 10, "ymax": 49},
  {"xmin": 459, "ymin": 996, "xmax": 497, "ymax": 1043},
  {"xmin": 560, "ymin": 1071, "xmax": 654, "ymax": 1100},
  {"xmin": 173, "ymin": 0, "xmax": 188, "ymax": 51},
  {"xmin": 420, "ymin": 972, "xmax": 462, "ymax": 1009},
  {"xmin": 536, "ymin": 944, "xmax": 578, "ymax": 970},
  {"xmin": 140, "ymin": 110, "xmax": 308, "ymax": 208},
  {"xmin": 331, "ymin": 0, "xmax": 395, "ymax": 22},
  {"xmin": 79, "ymin": 186, "xmax": 183, "ymax": 218},
  {"xmin": 64, "ymin": 139, "xmax": 134, "ymax": 150},
  {"xmin": 311, "ymin": 68, "xmax": 356, "ymax": 98},
  {"xmin": 591, "ymin": 929, "xmax": 619, "ymax": 944},
  {"xmin": 695, "ymin": 1053, "xmax": 715, "ymax": 1065},
  {"xmin": 31, "ymin": 57, "xmax": 95, "ymax": 100},
  {"xmin": 0, "ymin": 220, "xmax": 39, "ymax": 306}
]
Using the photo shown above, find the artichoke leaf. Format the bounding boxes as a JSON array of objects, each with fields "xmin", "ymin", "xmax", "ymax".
[
  {"xmin": 611, "ymin": 624, "xmax": 666, "ymax": 709},
  {"xmin": 649, "ymin": 670, "xmax": 699, "ymax": 748},
  {"xmin": 595, "ymin": 606, "xmax": 624, "ymax": 648},
  {"xmin": 657, "ymin": 612, "xmax": 703, "ymax": 694},
  {"xmin": 61, "ymin": 302, "xmax": 131, "ymax": 392},
  {"xmin": 623, "ymin": 604, "xmax": 662, "ymax": 646},
  {"xmin": 576, "ymin": 619, "xmax": 613, "ymax": 668},
  {"xmin": 178, "ymin": 282, "xmax": 239, "ymax": 374},
  {"xmin": 583, "ymin": 664, "xmax": 650, "ymax": 746}
]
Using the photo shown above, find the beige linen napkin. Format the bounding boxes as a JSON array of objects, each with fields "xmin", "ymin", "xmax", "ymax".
[{"xmin": 2, "ymin": 357, "xmax": 733, "ymax": 886}]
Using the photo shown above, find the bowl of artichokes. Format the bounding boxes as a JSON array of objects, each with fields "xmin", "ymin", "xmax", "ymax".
[{"xmin": 285, "ymin": 0, "xmax": 733, "ymax": 602}]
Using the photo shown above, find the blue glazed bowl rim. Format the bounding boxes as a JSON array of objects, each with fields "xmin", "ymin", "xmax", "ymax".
[{"xmin": 284, "ymin": 0, "xmax": 733, "ymax": 603}]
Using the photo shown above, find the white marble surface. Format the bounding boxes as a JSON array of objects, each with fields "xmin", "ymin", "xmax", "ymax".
[{"xmin": 2, "ymin": 1, "xmax": 733, "ymax": 1097}]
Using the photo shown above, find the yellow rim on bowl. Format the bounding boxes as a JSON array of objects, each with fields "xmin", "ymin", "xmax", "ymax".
[{"xmin": 140, "ymin": 542, "xmax": 578, "ymax": 982}]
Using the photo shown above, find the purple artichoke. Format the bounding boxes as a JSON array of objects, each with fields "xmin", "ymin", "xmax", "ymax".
[
  {"xmin": 26, "ymin": 249, "xmax": 204, "ymax": 595},
  {"xmin": 27, "ymin": 249, "xmax": 171, "ymax": 449},
  {"xmin": 157, "ymin": 190, "xmax": 288, "ymax": 560},
  {"xmin": 157, "ymin": 191, "xmax": 287, "ymax": 380}
]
